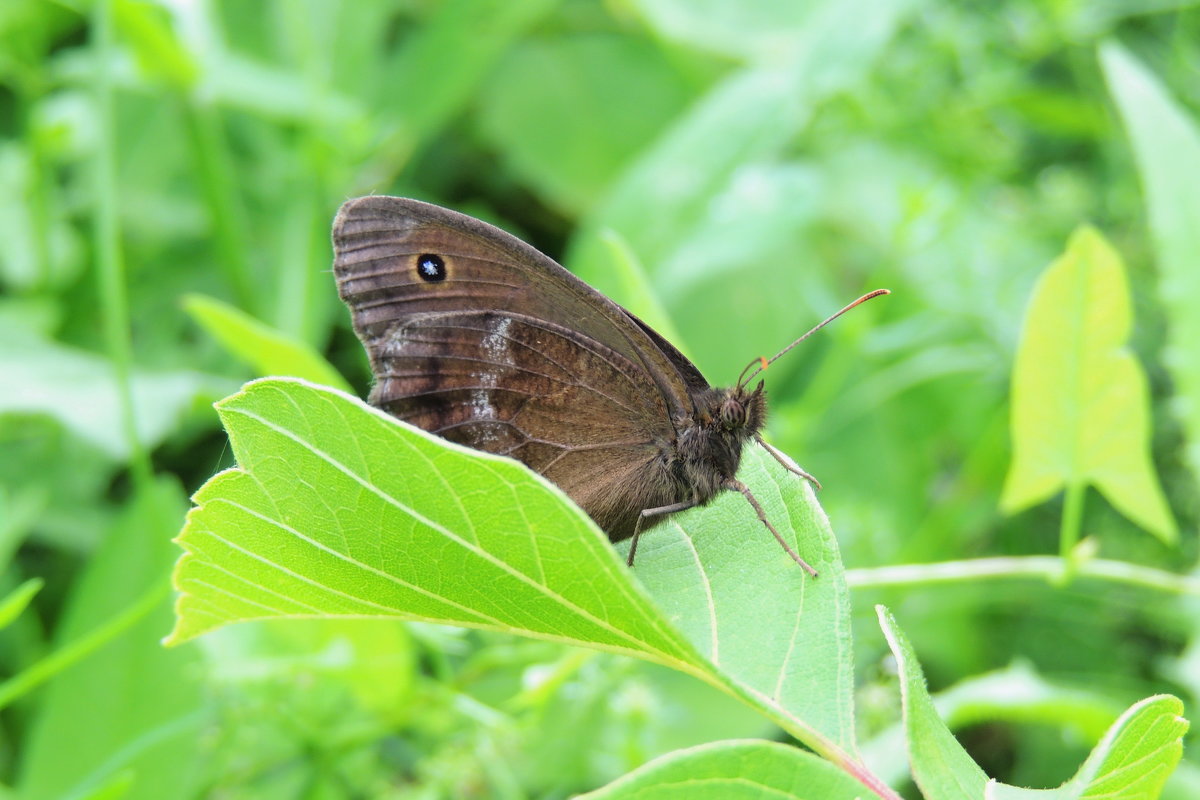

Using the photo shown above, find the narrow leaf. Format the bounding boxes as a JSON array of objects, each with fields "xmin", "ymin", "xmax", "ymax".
[
  {"xmin": 597, "ymin": 228, "xmax": 689, "ymax": 355},
  {"xmin": 1102, "ymin": 42, "xmax": 1200, "ymax": 492},
  {"xmin": 183, "ymin": 293, "xmax": 351, "ymax": 392},
  {"xmin": 0, "ymin": 578, "xmax": 43, "ymax": 630},
  {"xmin": 577, "ymin": 739, "xmax": 866, "ymax": 799},
  {"xmin": 1000, "ymin": 226, "xmax": 1177, "ymax": 543},
  {"xmin": 877, "ymin": 605, "xmax": 989, "ymax": 800}
]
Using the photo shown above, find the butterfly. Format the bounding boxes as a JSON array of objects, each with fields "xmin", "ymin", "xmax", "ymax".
[{"xmin": 333, "ymin": 196, "xmax": 886, "ymax": 574}]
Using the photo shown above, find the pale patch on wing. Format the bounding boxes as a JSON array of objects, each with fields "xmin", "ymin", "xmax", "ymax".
[
  {"xmin": 481, "ymin": 315, "xmax": 513, "ymax": 369},
  {"xmin": 470, "ymin": 316, "xmax": 512, "ymax": 445},
  {"xmin": 469, "ymin": 388, "xmax": 496, "ymax": 420},
  {"xmin": 475, "ymin": 315, "xmax": 514, "ymax": 392}
]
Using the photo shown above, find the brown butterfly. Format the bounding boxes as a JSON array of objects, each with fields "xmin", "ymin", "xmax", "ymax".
[{"xmin": 332, "ymin": 196, "xmax": 886, "ymax": 574}]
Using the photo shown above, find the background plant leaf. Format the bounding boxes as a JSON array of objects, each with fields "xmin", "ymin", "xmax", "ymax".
[
  {"xmin": 182, "ymin": 293, "xmax": 351, "ymax": 392},
  {"xmin": 476, "ymin": 34, "xmax": 693, "ymax": 215},
  {"xmin": 16, "ymin": 480, "xmax": 204, "ymax": 800},
  {"xmin": 879, "ymin": 606, "xmax": 1188, "ymax": 800},
  {"xmin": 1101, "ymin": 42, "xmax": 1200, "ymax": 494},
  {"xmin": 877, "ymin": 605, "xmax": 989, "ymax": 800},
  {"xmin": 1000, "ymin": 226, "xmax": 1176, "ymax": 542},
  {"xmin": 0, "ymin": 319, "xmax": 229, "ymax": 460},
  {"xmin": 0, "ymin": 578, "xmax": 42, "ymax": 631}
]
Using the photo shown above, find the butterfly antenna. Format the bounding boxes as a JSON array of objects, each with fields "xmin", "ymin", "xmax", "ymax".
[
  {"xmin": 739, "ymin": 289, "xmax": 890, "ymax": 387},
  {"xmin": 735, "ymin": 356, "xmax": 769, "ymax": 391}
]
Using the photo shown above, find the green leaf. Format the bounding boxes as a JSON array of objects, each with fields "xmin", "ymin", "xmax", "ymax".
[
  {"xmin": 861, "ymin": 661, "xmax": 1128, "ymax": 786},
  {"xmin": 0, "ymin": 577, "xmax": 42, "ymax": 630},
  {"xmin": 363, "ymin": 0, "xmax": 561, "ymax": 173},
  {"xmin": 576, "ymin": 739, "xmax": 866, "ymax": 799},
  {"xmin": 597, "ymin": 229, "xmax": 689, "ymax": 356},
  {"xmin": 1000, "ymin": 226, "xmax": 1177, "ymax": 543},
  {"xmin": 565, "ymin": 0, "xmax": 913, "ymax": 375},
  {"xmin": 114, "ymin": 0, "xmax": 197, "ymax": 89},
  {"xmin": 477, "ymin": 34, "xmax": 694, "ymax": 214},
  {"xmin": 16, "ymin": 480, "xmax": 204, "ymax": 800},
  {"xmin": 169, "ymin": 379, "xmax": 884, "ymax": 792},
  {"xmin": 629, "ymin": 444, "xmax": 855, "ymax": 751},
  {"xmin": 877, "ymin": 605, "xmax": 989, "ymax": 800},
  {"xmin": 989, "ymin": 695, "xmax": 1187, "ymax": 800},
  {"xmin": 168, "ymin": 379, "xmax": 696, "ymax": 665},
  {"xmin": 0, "ymin": 320, "xmax": 230, "ymax": 460},
  {"xmin": 568, "ymin": 0, "xmax": 913, "ymax": 277},
  {"xmin": 878, "ymin": 607, "xmax": 1188, "ymax": 800},
  {"xmin": 182, "ymin": 293, "xmax": 351, "ymax": 392},
  {"xmin": 1101, "ymin": 42, "xmax": 1200, "ymax": 498},
  {"xmin": 629, "ymin": 0, "xmax": 823, "ymax": 62}
]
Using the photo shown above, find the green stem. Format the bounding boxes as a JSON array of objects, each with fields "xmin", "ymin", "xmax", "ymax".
[
  {"xmin": 93, "ymin": 0, "xmax": 153, "ymax": 490},
  {"xmin": 846, "ymin": 556, "xmax": 1200, "ymax": 596},
  {"xmin": 1059, "ymin": 481, "xmax": 1086, "ymax": 559}
]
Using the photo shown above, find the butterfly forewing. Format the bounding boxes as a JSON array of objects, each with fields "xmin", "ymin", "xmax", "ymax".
[{"xmin": 332, "ymin": 196, "xmax": 695, "ymax": 539}]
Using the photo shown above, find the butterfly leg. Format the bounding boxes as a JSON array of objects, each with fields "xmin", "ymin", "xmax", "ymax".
[
  {"xmin": 725, "ymin": 478, "xmax": 819, "ymax": 577},
  {"xmin": 627, "ymin": 500, "xmax": 699, "ymax": 566},
  {"xmin": 755, "ymin": 436, "xmax": 821, "ymax": 490}
]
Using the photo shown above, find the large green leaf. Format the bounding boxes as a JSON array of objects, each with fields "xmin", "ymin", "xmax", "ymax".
[
  {"xmin": 878, "ymin": 606, "xmax": 1188, "ymax": 800},
  {"xmin": 1000, "ymin": 226, "xmax": 1176, "ymax": 543},
  {"xmin": 628, "ymin": 447, "xmax": 854, "ymax": 751},
  {"xmin": 169, "ymin": 379, "xmax": 884, "ymax": 793},
  {"xmin": 1102, "ymin": 42, "xmax": 1200, "ymax": 493},
  {"xmin": 577, "ymin": 739, "xmax": 865, "ymax": 799}
]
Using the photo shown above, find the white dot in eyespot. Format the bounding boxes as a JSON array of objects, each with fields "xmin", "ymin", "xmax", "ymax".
[{"xmin": 416, "ymin": 254, "xmax": 446, "ymax": 282}]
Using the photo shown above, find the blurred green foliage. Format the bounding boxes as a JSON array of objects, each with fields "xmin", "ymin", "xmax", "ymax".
[{"xmin": 0, "ymin": 0, "xmax": 1197, "ymax": 798}]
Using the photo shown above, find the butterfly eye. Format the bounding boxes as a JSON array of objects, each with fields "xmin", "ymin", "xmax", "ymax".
[
  {"xmin": 416, "ymin": 254, "xmax": 447, "ymax": 282},
  {"xmin": 720, "ymin": 399, "xmax": 745, "ymax": 427}
]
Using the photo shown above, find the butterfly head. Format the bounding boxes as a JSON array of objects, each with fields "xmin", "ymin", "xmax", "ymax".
[{"xmin": 718, "ymin": 380, "xmax": 766, "ymax": 434}]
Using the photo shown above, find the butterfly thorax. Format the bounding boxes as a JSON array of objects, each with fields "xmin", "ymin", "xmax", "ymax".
[{"xmin": 673, "ymin": 383, "xmax": 766, "ymax": 504}]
